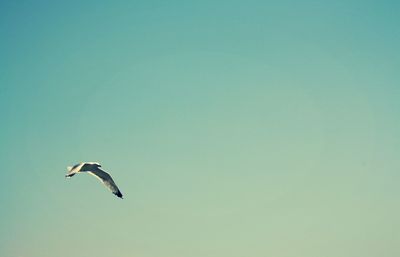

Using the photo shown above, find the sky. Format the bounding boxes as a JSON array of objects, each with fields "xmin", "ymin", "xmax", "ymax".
[{"xmin": 1, "ymin": 1, "xmax": 400, "ymax": 256}]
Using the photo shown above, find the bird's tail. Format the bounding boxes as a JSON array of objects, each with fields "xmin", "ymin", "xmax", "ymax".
[{"xmin": 67, "ymin": 166, "xmax": 73, "ymax": 172}]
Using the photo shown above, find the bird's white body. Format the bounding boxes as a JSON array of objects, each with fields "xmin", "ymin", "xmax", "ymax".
[{"xmin": 66, "ymin": 162, "xmax": 123, "ymax": 198}]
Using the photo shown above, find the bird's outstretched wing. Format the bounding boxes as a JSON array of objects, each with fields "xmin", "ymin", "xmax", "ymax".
[{"xmin": 88, "ymin": 168, "xmax": 123, "ymax": 198}]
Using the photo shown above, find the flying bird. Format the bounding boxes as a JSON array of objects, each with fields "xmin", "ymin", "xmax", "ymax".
[{"xmin": 66, "ymin": 162, "xmax": 123, "ymax": 198}]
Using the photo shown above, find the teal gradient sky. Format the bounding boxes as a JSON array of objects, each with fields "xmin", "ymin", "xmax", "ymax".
[{"xmin": 1, "ymin": 1, "xmax": 400, "ymax": 256}]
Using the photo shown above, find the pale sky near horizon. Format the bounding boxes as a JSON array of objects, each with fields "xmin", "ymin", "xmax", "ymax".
[{"xmin": 1, "ymin": 1, "xmax": 400, "ymax": 257}]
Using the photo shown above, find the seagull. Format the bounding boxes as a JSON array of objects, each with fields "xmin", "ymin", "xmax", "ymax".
[{"xmin": 66, "ymin": 162, "xmax": 123, "ymax": 199}]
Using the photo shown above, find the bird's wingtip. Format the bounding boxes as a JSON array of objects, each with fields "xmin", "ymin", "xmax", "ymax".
[{"xmin": 115, "ymin": 191, "xmax": 123, "ymax": 199}]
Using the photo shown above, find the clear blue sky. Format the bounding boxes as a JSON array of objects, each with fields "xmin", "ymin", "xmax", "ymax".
[{"xmin": 1, "ymin": 1, "xmax": 400, "ymax": 256}]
